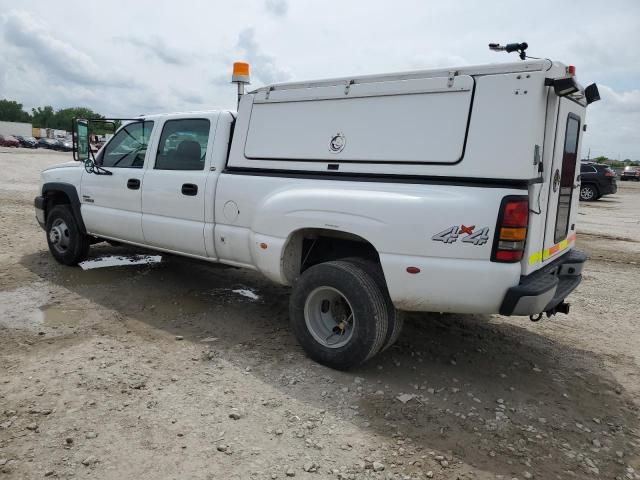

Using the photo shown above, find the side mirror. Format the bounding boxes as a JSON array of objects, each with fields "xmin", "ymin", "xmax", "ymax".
[
  {"xmin": 72, "ymin": 118, "xmax": 90, "ymax": 162},
  {"xmin": 585, "ymin": 83, "xmax": 600, "ymax": 105}
]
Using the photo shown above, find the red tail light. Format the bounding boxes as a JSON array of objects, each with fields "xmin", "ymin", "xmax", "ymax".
[
  {"xmin": 604, "ymin": 169, "xmax": 615, "ymax": 177},
  {"xmin": 492, "ymin": 196, "xmax": 529, "ymax": 263}
]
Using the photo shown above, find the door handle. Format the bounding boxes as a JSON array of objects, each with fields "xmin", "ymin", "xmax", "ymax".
[
  {"xmin": 181, "ymin": 183, "xmax": 198, "ymax": 196},
  {"xmin": 127, "ymin": 178, "xmax": 140, "ymax": 190}
]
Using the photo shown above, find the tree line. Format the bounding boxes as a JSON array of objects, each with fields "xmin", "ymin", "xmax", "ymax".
[
  {"xmin": 592, "ymin": 155, "xmax": 639, "ymax": 167},
  {"xmin": 0, "ymin": 99, "xmax": 106, "ymax": 131}
]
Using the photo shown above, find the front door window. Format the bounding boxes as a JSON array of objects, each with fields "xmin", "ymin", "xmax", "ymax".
[{"xmin": 100, "ymin": 121, "xmax": 154, "ymax": 168}]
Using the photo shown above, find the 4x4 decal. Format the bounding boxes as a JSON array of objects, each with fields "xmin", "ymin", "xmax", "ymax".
[{"xmin": 432, "ymin": 225, "xmax": 490, "ymax": 246}]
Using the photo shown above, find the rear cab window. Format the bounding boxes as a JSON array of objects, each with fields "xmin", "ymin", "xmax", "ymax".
[{"xmin": 154, "ymin": 119, "xmax": 210, "ymax": 171}]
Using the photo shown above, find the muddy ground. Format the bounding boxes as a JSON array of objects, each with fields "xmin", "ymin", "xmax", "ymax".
[{"xmin": 1, "ymin": 148, "xmax": 639, "ymax": 480}]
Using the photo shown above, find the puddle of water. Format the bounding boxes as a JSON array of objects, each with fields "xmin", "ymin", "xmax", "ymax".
[
  {"xmin": 232, "ymin": 288, "xmax": 260, "ymax": 301},
  {"xmin": 79, "ymin": 255, "xmax": 162, "ymax": 270},
  {"xmin": 0, "ymin": 284, "xmax": 85, "ymax": 331},
  {"xmin": 206, "ymin": 287, "xmax": 261, "ymax": 303},
  {"xmin": 38, "ymin": 305, "xmax": 85, "ymax": 328}
]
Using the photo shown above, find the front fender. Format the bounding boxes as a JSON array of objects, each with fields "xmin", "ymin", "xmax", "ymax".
[{"xmin": 41, "ymin": 182, "xmax": 86, "ymax": 233}]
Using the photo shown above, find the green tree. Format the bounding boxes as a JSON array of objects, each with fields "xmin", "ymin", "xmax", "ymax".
[
  {"xmin": 53, "ymin": 107, "xmax": 105, "ymax": 131},
  {"xmin": 3, "ymin": 99, "xmax": 117, "ymax": 135},
  {"xmin": 31, "ymin": 106, "xmax": 56, "ymax": 128},
  {"xmin": 0, "ymin": 99, "xmax": 32, "ymax": 123},
  {"xmin": 593, "ymin": 156, "xmax": 608, "ymax": 164}
]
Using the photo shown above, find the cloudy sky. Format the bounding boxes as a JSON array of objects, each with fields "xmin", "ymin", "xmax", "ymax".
[{"xmin": 1, "ymin": 0, "xmax": 638, "ymax": 159}]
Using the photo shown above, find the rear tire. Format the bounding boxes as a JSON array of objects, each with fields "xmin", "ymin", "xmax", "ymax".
[
  {"xmin": 45, "ymin": 205, "xmax": 90, "ymax": 266},
  {"xmin": 579, "ymin": 184, "xmax": 598, "ymax": 201},
  {"xmin": 341, "ymin": 257, "xmax": 404, "ymax": 351},
  {"xmin": 289, "ymin": 260, "xmax": 389, "ymax": 369}
]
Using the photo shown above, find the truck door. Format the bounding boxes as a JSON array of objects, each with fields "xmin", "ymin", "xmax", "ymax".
[
  {"xmin": 543, "ymin": 99, "xmax": 584, "ymax": 262},
  {"xmin": 81, "ymin": 121, "xmax": 154, "ymax": 243},
  {"xmin": 141, "ymin": 116, "xmax": 218, "ymax": 257}
]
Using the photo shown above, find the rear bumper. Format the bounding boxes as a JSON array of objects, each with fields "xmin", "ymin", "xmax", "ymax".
[
  {"xmin": 34, "ymin": 196, "xmax": 45, "ymax": 229},
  {"xmin": 603, "ymin": 181, "xmax": 617, "ymax": 195},
  {"xmin": 499, "ymin": 249, "xmax": 586, "ymax": 316}
]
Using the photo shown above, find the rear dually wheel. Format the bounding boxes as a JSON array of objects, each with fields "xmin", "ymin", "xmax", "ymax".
[{"xmin": 289, "ymin": 260, "xmax": 389, "ymax": 370}]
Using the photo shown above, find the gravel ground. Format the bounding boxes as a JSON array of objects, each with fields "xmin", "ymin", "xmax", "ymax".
[{"xmin": 1, "ymin": 148, "xmax": 639, "ymax": 480}]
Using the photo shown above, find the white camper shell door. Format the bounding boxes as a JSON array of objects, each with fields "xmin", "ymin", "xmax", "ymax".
[
  {"xmin": 543, "ymin": 99, "xmax": 583, "ymax": 261},
  {"xmin": 242, "ymin": 75, "xmax": 474, "ymax": 165}
]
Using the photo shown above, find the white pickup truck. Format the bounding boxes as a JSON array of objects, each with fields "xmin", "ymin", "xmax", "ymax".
[{"xmin": 35, "ymin": 53, "xmax": 600, "ymax": 369}]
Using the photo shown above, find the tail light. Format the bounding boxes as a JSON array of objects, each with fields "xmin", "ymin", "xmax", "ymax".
[
  {"xmin": 491, "ymin": 196, "xmax": 529, "ymax": 263},
  {"xmin": 604, "ymin": 168, "xmax": 615, "ymax": 177}
]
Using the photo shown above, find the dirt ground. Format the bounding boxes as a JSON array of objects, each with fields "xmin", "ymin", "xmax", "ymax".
[{"xmin": 1, "ymin": 147, "xmax": 639, "ymax": 480}]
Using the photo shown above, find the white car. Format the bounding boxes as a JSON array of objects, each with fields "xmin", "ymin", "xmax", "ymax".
[{"xmin": 35, "ymin": 56, "xmax": 598, "ymax": 369}]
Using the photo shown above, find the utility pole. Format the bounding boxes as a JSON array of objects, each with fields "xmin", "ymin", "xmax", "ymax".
[{"xmin": 587, "ymin": 148, "xmax": 590, "ymax": 161}]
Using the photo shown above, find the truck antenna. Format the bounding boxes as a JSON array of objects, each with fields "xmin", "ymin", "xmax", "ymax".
[{"xmin": 488, "ymin": 42, "xmax": 529, "ymax": 60}]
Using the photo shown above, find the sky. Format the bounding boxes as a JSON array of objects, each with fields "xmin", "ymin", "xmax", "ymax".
[{"xmin": 0, "ymin": 0, "xmax": 638, "ymax": 160}]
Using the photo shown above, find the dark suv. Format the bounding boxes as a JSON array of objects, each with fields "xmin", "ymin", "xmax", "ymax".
[{"xmin": 579, "ymin": 163, "xmax": 617, "ymax": 201}]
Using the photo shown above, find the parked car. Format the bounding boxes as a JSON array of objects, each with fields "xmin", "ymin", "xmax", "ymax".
[
  {"xmin": 15, "ymin": 136, "xmax": 38, "ymax": 148},
  {"xmin": 620, "ymin": 166, "xmax": 640, "ymax": 181},
  {"xmin": 579, "ymin": 163, "xmax": 617, "ymax": 201},
  {"xmin": 0, "ymin": 135, "xmax": 20, "ymax": 147},
  {"xmin": 55, "ymin": 139, "xmax": 73, "ymax": 152},
  {"xmin": 37, "ymin": 138, "xmax": 59, "ymax": 150}
]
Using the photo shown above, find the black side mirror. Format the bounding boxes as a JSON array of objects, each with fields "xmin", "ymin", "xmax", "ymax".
[{"xmin": 585, "ymin": 83, "xmax": 600, "ymax": 105}]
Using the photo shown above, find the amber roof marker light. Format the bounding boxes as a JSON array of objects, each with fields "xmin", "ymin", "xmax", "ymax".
[{"xmin": 232, "ymin": 62, "xmax": 251, "ymax": 108}]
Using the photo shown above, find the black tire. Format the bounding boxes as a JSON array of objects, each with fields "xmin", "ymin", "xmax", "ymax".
[
  {"xmin": 341, "ymin": 257, "xmax": 404, "ymax": 351},
  {"xmin": 579, "ymin": 184, "xmax": 598, "ymax": 201},
  {"xmin": 289, "ymin": 260, "xmax": 389, "ymax": 370},
  {"xmin": 45, "ymin": 205, "xmax": 90, "ymax": 266}
]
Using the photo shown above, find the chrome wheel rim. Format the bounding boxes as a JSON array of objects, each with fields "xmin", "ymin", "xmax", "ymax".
[
  {"xmin": 304, "ymin": 286, "xmax": 355, "ymax": 349},
  {"xmin": 49, "ymin": 218, "xmax": 71, "ymax": 254},
  {"xmin": 581, "ymin": 186, "xmax": 594, "ymax": 200}
]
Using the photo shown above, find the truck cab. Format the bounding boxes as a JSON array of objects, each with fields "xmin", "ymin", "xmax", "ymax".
[{"xmin": 35, "ymin": 56, "xmax": 599, "ymax": 369}]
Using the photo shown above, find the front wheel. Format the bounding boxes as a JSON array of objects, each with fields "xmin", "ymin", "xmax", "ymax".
[
  {"xmin": 289, "ymin": 260, "xmax": 389, "ymax": 370},
  {"xmin": 579, "ymin": 184, "xmax": 598, "ymax": 201},
  {"xmin": 45, "ymin": 205, "xmax": 90, "ymax": 265}
]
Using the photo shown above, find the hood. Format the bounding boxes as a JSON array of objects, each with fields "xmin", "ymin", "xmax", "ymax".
[{"xmin": 43, "ymin": 161, "xmax": 81, "ymax": 172}]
